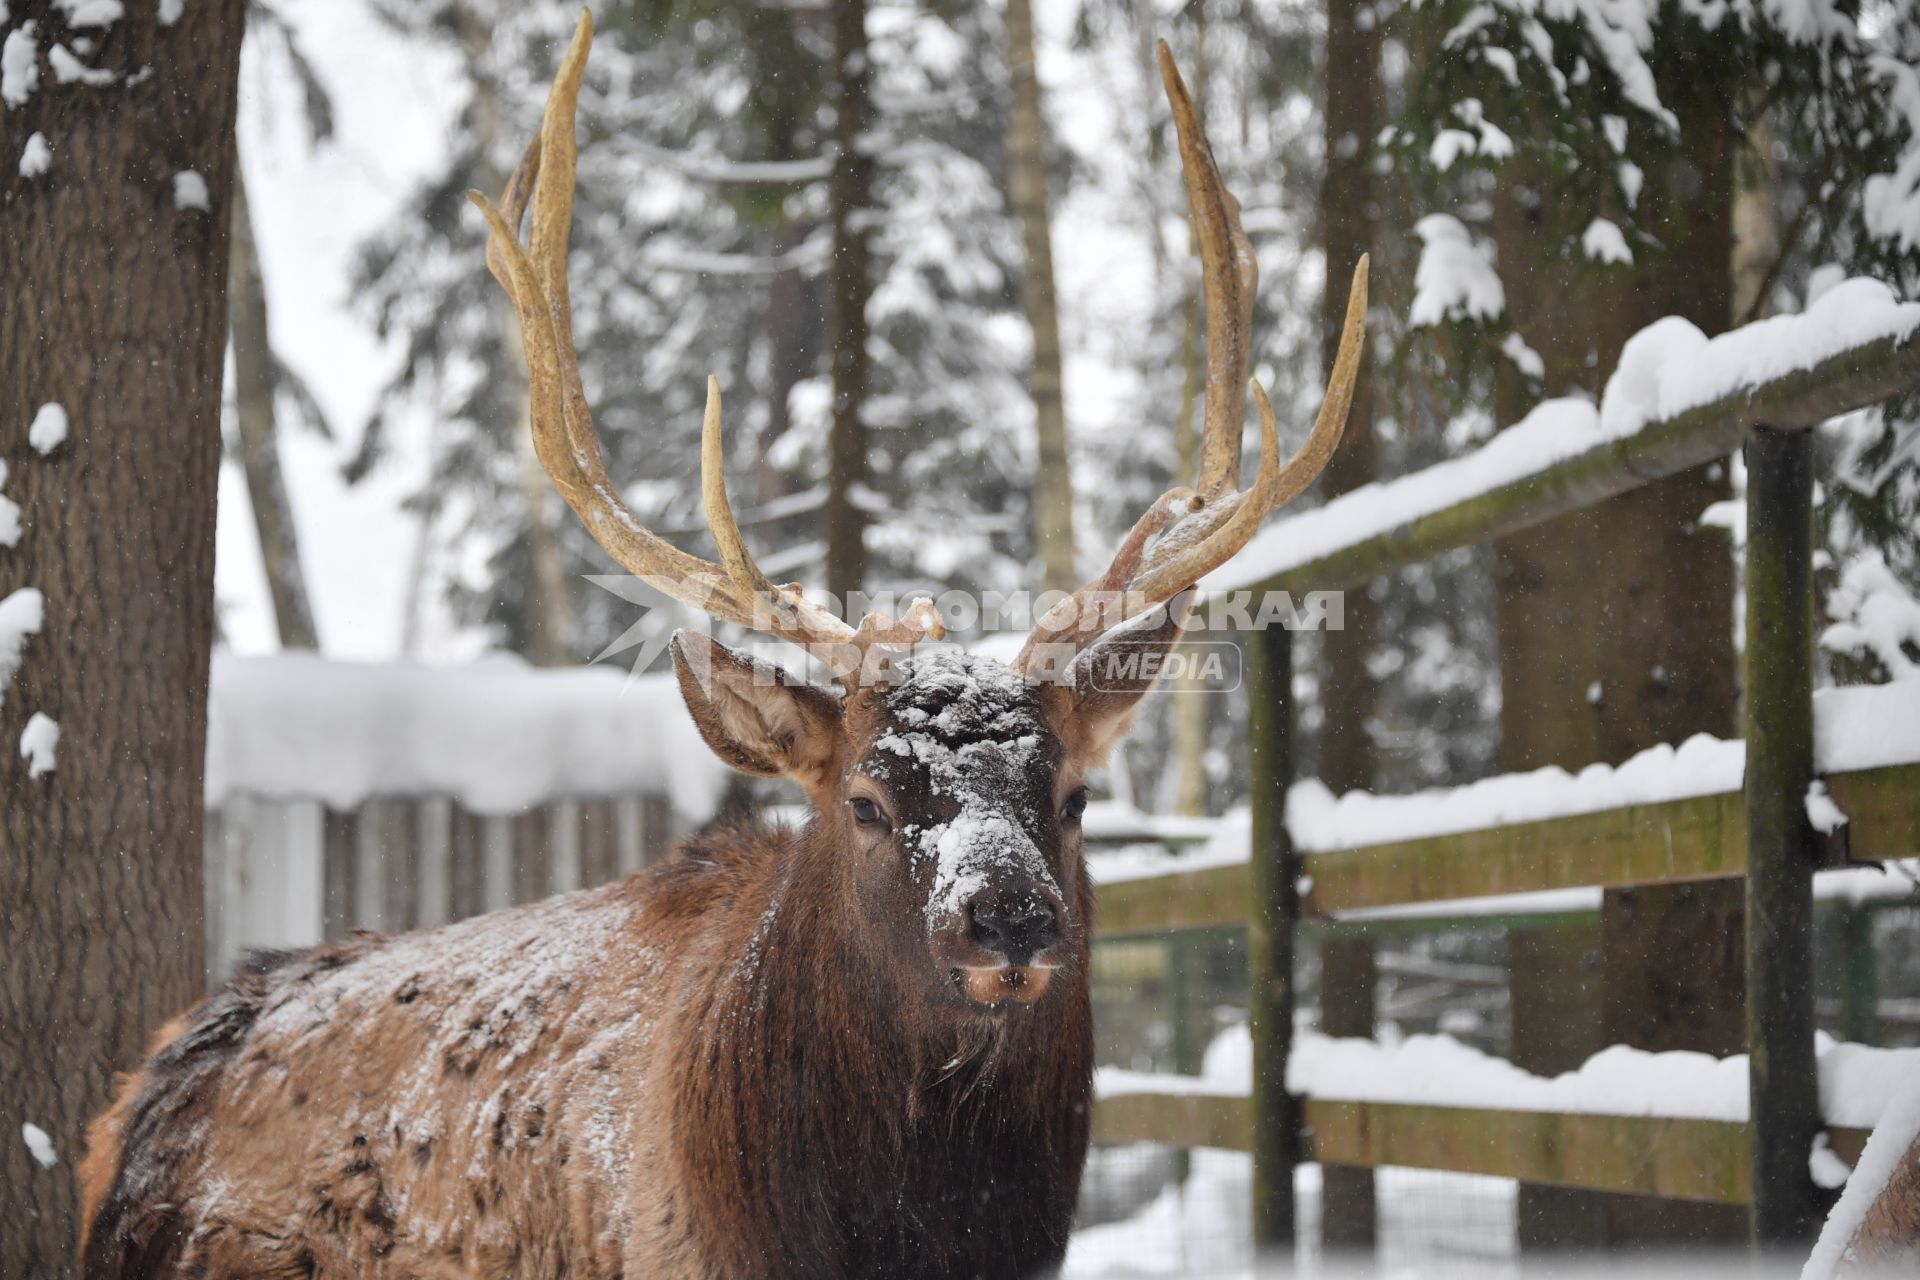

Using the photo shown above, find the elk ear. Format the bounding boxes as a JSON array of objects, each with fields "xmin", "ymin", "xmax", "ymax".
[
  {"xmin": 671, "ymin": 632, "xmax": 843, "ymax": 784},
  {"xmin": 1043, "ymin": 596, "xmax": 1192, "ymax": 764}
]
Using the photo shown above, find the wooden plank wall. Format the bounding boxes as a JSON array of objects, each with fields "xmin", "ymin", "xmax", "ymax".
[{"xmin": 205, "ymin": 793, "xmax": 676, "ymax": 982}]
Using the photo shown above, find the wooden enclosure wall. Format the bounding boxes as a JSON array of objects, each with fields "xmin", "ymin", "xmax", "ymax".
[{"xmin": 202, "ymin": 793, "xmax": 674, "ymax": 982}]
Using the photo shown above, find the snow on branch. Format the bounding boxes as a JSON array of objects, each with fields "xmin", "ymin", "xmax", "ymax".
[
  {"xmin": 19, "ymin": 1123, "xmax": 55, "ymax": 1170},
  {"xmin": 29, "ymin": 403, "xmax": 68, "ymax": 455},
  {"xmin": 1581, "ymin": 217, "xmax": 1633, "ymax": 265},
  {"xmin": 0, "ymin": 462, "xmax": 20, "ymax": 547},
  {"xmin": 639, "ymin": 232, "xmax": 831, "ymax": 277},
  {"xmin": 1822, "ymin": 550, "xmax": 1920, "ymax": 681},
  {"xmin": 1864, "ymin": 52, "xmax": 1920, "ymax": 254},
  {"xmin": 19, "ymin": 711, "xmax": 58, "ymax": 779},
  {"xmin": 2, "ymin": 22, "xmax": 39, "ymax": 108},
  {"xmin": 1410, "ymin": 214, "xmax": 1505, "ymax": 327},
  {"xmin": 0, "ymin": 587, "xmax": 46, "ymax": 711},
  {"xmin": 18, "ymin": 132, "xmax": 50, "ymax": 178},
  {"xmin": 625, "ymin": 140, "xmax": 835, "ymax": 186}
]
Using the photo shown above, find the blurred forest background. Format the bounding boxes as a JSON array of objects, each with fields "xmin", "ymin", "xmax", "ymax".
[{"xmin": 218, "ymin": 0, "xmax": 1920, "ymax": 817}]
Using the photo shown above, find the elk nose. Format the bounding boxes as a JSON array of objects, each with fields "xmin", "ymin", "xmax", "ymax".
[{"xmin": 967, "ymin": 890, "xmax": 1060, "ymax": 965}]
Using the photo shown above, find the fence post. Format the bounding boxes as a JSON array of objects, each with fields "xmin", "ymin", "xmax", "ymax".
[
  {"xmin": 1246, "ymin": 623, "xmax": 1299, "ymax": 1258},
  {"xmin": 1743, "ymin": 425, "xmax": 1822, "ymax": 1249},
  {"xmin": 1320, "ymin": 935, "xmax": 1378, "ymax": 1253}
]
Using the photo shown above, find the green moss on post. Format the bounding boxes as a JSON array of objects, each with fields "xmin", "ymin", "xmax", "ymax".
[
  {"xmin": 1743, "ymin": 426, "xmax": 1823, "ymax": 1249},
  {"xmin": 1246, "ymin": 624, "xmax": 1300, "ymax": 1256}
]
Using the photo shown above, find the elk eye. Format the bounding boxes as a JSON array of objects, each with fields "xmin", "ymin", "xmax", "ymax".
[
  {"xmin": 850, "ymin": 797, "xmax": 887, "ymax": 828},
  {"xmin": 1061, "ymin": 788, "xmax": 1090, "ymax": 824}
]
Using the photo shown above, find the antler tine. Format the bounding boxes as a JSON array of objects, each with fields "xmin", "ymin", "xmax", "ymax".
[
  {"xmin": 473, "ymin": 11, "xmax": 963, "ymax": 684},
  {"xmin": 486, "ymin": 131, "xmax": 542, "ymax": 311},
  {"xmin": 1012, "ymin": 40, "xmax": 1368, "ymax": 676},
  {"xmin": 700, "ymin": 375, "xmax": 779, "ymax": 602},
  {"xmin": 1126, "ymin": 255, "xmax": 1368, "ymax": 603},
  {"xmin": 1158, "ymin": 39, "xmax": 1257, "ymax": 503},
  {"xmin": 476, "ymin": 14, "xmax": 875, "ymax": 675},
  {"xmin": 1010, "ymin": 487, "xmax": 1192, "ymax": 673}
]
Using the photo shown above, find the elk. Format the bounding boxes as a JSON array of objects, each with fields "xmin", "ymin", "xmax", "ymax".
[
  {"xmin": 1817, "ymin": 1124, "xmax": 1920, "ymax": 1275},
  {"xmin": 80, "ymin": 14, "xmax": 1365, "ymax": 1279}
]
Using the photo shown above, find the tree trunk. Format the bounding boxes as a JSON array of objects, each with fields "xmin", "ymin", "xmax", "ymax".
[
  {"xmin": 746, "ymin": 3, "xmax": 820, "ymax": 542},
  {"xmin": 1492, "ymin": 88, "xmax": 1743, "ymax": 1251},
  {"xmin": 1005, "ymin": 0, "xmax": 1075, "ymax": 593},
  {"xmin": 514, "ymin": 397, "xmax": 574, "ymax": 665},
  {"xmin": 824, "ymin": 0, "xmax": 876, "ymax": 610},
  {"xmin": 228, "ymin": 166, "xmax": 321, "ymax": 649},
  {"xmin": 0, "ymin": 4, "xmax": 245, "ymax": 1274},
  {"xmin": 1317, "ymin": 0, "xmax": 1382, "ymax": 1249}
]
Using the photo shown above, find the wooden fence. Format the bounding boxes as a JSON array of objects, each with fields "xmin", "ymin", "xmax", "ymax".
[
  {"xmin": 1092, "ymin": 1090, "xmax": 1876, "ymax": 1207},
  {"xmin": 203, "ymin": 792, "xmax": 674, "ymax": 981},
  {"xmin": 1085, "ymin": 312, "xmax": 1920, "ymax": 1250}
]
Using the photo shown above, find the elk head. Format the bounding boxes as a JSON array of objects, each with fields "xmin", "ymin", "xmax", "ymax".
[{"xmin": 472, "ymin": 14, "xmax": 1365, "ymax": 1012}]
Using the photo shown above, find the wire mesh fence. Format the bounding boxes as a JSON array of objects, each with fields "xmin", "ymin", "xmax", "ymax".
[
  {"xmin": 1078, "ymin": 925, "xmax": 1526, "ymax": 1276},
  {"xmin": 1071, "ymin": 1140, "xmax": 1520, "ymax": 1279}
]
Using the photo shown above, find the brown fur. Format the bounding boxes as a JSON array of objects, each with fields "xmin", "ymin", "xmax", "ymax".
[
  {"xmin": 79, "ymin": 1015, "xmax": 190, "ymax": 1255},
  {"xmin": 1843, "ymin": 1129, "xmax": 1920, "ymax": 1273},
  {"xmin": 82, "ymin": 637, "xmax": 1182, "ymax": 1280}
]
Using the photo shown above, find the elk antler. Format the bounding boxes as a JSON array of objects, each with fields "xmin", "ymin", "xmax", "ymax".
[
  {"xmin": 468, "ymin": 11, "xmax": 942, "ymax": 683},
  {"xmin": 1013, "ymin": 41, "xmax": 1368, "ymax": 676}
]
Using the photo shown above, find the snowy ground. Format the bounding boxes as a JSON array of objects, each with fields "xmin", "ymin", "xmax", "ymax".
[
  {"xmin": 1065, "ymin": 1158, "xmax": 1821, "ymax": 1278},
  {"xmin": 1068, "ymin": 1153, "xmax": 1519, "ymax": 1279}
]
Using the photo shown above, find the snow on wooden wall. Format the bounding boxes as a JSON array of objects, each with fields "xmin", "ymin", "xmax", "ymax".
[{"xmin": 199, "ymin": 654, "xmax": 730, "ymax": 980}]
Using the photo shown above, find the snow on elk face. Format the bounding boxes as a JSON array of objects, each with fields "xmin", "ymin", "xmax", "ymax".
[{"xmin": 846, "ymin": 650, "xmax": 1085, "ymax": 1008}]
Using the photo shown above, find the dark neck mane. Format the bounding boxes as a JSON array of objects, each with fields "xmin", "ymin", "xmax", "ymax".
[{"xmin": 668, "ymin": 823, "xmax": 1092, "ymax": 1279}]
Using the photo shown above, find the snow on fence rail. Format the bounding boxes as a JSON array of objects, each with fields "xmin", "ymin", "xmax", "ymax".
[
  {"xmin": 1200, "ymin": 278, "xmax": 1920, "ymax": 597},
  {"xmin": 200, "ymin": 655, "xmax": 729, "ymax": 980},
  {"xmin": 1090, "ymin": 680, "xmax": 1920, "ymax": 935},
  {"xmin": 1090, "ymin": 1028, "xmax": 1920, "ymax": 1204}
]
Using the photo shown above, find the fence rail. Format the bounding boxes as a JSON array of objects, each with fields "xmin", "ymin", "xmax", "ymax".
[
  {"xmin": 1115, "ymin": 310, "xmax": 1920, "ymax": 1247},
  {"xmin": 1093, "ymin": 761, "xmax": 1918, "ymax": 937},
  {"xmin": 1089, "ymin": 1093, "xmax": 1873, "ymax": 1207},
  {"xmin": 1210, "ymin": 325, "xmax": 1920, "ymax": 598}
]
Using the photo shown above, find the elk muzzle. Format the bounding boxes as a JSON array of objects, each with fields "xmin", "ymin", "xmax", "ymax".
[
  {"xmin": 953, "ymin": 883, "xmax": 1063, "ymax": 1006},
  {"xmin": 968, "ymin": 887, "xmax": 1060, "ymax": 966}
]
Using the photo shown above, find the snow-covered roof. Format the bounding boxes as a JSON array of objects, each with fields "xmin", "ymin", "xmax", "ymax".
[{"xmin": 204, "ymin": 653, "xmax": 730, "ymax": 819}]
